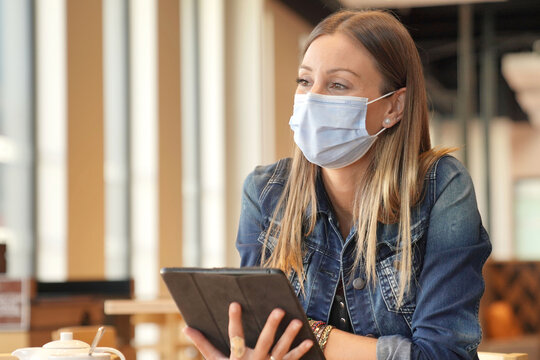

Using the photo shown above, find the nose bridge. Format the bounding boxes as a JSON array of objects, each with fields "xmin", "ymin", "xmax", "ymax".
[
  {"xmin": 302, "ymin": 67, "xmax": 328, "ymax": 95},
  {"xmin": 310, "ymin": 76, "xmax": 327, "ymax": 95}
]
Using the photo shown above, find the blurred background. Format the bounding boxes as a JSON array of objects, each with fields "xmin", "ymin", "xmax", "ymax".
[{"xmin": 0, "ymin": 0, "xmax": 540, "ymax": 358}]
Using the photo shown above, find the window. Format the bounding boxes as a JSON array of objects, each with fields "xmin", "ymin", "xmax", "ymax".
[
  {"xmin": 0, "ymin": 0, "xmax": 34, "ymax": 278},
  {"xmin": 515, "ymin": 178, "xmax": 540, "ymax": 259}
]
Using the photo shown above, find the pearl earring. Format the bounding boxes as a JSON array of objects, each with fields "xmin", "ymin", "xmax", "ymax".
[{"xmin": 383, "ymin": 118, "xmax": 392, "ymax": 126}]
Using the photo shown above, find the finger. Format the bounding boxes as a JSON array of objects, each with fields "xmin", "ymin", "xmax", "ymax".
[
  {"xmin": 251, "ymin": 308, "xmax": 285, "ymax": 358},
  {"xmin": 183, "ymin": 326, "xmax": 226, "ymax": 360},
  {"xmin": 228, "ymin": 302, "xmax": 244, "ymax": 339},
  {"xmin": 228, "ymin": 302, "xmax": 246, "ymax": 359},
  {"xmin": 282, "ymin": 340, "xmax": 314, "ymax": 360},
  {"xmin": 269, "ymin": 319, "xmax": 302, "ymax": 359}
]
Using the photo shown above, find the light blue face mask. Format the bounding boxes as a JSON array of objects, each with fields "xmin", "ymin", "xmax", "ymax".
[{"xmin": 289, "ymin": 91, "xmax": 395, "ymax": 169}]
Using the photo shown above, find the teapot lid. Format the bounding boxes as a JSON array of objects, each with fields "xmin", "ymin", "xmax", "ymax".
[{"xmin": 43, "ymin": 332, "xmax": 90, "ymax": 349}]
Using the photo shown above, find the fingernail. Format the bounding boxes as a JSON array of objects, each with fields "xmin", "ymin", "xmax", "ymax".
[
  {"xmin": 273, "ymin": 308, "xmax": 285, "ymax": 318},
  {"xmin": 304, "ymin": 340, "xmax": 313, "ymax": 348},
  {"xmin": 292, "ymin": 320, "xmax": 302, "ymax": 329},
  {"xmin": 230, "ymin": 302, "xmax": 241, "ymax": 313}
]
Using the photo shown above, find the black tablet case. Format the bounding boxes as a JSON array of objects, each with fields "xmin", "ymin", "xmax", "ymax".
[{"xmin": 160, "ymin": 267, "xmax": 325, "ymax": 359}]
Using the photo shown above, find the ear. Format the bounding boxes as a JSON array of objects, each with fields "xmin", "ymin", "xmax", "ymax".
[{"xmin": 382, "ymin": 87, "xmax": 406, "ymax": 128}]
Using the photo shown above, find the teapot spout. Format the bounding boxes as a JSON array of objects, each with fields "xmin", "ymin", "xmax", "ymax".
[{"xmin": 11, "ymin": 347, "xmax": 42, "ymax": 360}]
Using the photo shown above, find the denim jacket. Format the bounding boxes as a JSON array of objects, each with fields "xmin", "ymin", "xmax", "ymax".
[{"xmin": 236, "ymin": 155, "xmax": 491, "ymax": 360}]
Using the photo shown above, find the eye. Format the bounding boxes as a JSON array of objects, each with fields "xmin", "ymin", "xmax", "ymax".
[
  {"xmin": 329, "ymin": 82, "xmax": 347, "ymax": 90},
  {"xmin": 296, "ymin": 77, "xmax": 310, "ymax": 87}
]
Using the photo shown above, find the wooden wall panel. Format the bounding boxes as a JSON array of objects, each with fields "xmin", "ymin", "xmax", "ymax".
[
  {"xmin": 66, "ymin": 0, "xmax": 104, "ymax": 279},
  {"xmin": 269, "ymin": 0, "xmax": 312, "ymax": 161},
  {"xmin": 158, "ymin": 0, "xmax": 182, "ymax": 294}
]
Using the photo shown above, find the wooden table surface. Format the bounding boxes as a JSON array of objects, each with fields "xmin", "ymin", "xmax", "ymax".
[
  {"xmin": 104, "ymin": 298, "xmax": 178, "ymax": 315},
  {"xmin": 103, "ymin": 298, "xmax": 196, "ymax": 360}
]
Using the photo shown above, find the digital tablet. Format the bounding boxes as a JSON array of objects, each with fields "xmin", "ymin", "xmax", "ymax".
[{"xmin": 160, "ymin": 267, "xmax": 325, "ymax": 359}]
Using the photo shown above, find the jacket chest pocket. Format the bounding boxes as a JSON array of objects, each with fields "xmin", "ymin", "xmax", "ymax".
[
  {"xmin": 376, "ymin": 246, "xmax": 422, "ymax": 329},
  {"xmin": 257, "ymin": 227, "xmax": 316, "ymax": 299}
]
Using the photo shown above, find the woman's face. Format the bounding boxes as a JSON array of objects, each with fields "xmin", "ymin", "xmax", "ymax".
[{"xmin": 296, "ymin": 32, "xmax": 392, "ymax": 135}]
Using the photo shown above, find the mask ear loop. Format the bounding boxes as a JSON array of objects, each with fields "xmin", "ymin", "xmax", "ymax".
[
  {"xmin": 366, "ymin": 90, "xmax": 396, "ymax": 105},
  {"xmin": 373, "ymin": 127, "xmax": 386, "ymax": 137},
  {"xmin": 368, "ymin": 90, "xmax": 396, "ymax": 137}
]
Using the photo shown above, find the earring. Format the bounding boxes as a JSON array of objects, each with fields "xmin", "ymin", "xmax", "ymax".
[{"xmin": 383, "ymin": 118, "xmax": 392, "ymax": 126}]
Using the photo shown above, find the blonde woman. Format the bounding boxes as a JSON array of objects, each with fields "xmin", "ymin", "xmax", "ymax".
[{"xmin": 185, "ymin": 9, "xmax": 491, "ymax": 360}]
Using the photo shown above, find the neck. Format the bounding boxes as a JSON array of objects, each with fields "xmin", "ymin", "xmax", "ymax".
[{"xmin": 321, "ymin": 155, "xmax": 371, "ymax": 236}]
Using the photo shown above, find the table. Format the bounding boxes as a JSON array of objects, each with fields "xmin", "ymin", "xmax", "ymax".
[
  {"xmin": 104, "ymin": 299, "xmax": 198, "ymax": 360},
  {"xmin": 104, "ymin": 299, "xmax": 178, "ymax": 315}
]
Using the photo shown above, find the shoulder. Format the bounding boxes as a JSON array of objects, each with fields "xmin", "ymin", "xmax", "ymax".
[
  {"xmin": 244, "ymin": 158, "xmax": 291, "ymax": 194},
  {"xmin": 424, "ymin": 155, "xmax": 477, "ymax": 217},
  {"xmin": 247, "ymin": 158, "xmax": 291, "ymax": 189},
  {"xmin": 426, "ymin": 154, "xmax": 473, "ymax": 199},
  {"xmin": 428, "ymin": 154, "xmax": 469, "ymax": 181},
  {"xmin": 243, "ymin": 158, "xmax": 291, "ymax": 213}
]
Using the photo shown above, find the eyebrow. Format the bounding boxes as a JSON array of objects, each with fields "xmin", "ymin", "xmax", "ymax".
[{"xmin": 299, "ymin": 65, "xmax": 360, "ymax": 78}]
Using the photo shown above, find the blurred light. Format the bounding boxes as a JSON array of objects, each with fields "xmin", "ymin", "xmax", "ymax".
[
  {"xmin": 502, "ymin": 49, "xmax": 540, "ymax": 127},
  {"xmin": 0, "ymin": 135, "xmax": 16, "ymax": 162}
]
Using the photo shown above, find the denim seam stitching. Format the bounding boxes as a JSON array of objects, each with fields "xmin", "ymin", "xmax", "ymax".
[
  {"xmin": 367, "ymin": 281, "xmax": 382, "ymax": 335},
  {"xmin": 259, "ymin": 159, "xmax": 285, "ymax": 204},
  {"xmin": 467, "ymin": 238, "xmax": 492, "ymax": 352}
]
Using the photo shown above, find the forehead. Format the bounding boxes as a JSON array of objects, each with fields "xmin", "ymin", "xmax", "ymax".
[{"xmin": 301, "ymin": 32, "xmax": 380, "ymax": 78}]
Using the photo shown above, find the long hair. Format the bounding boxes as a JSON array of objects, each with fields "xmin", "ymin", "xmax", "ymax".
[{"xmin": 262, "ymin": 10, "xmax": 452, "ymax": 307}]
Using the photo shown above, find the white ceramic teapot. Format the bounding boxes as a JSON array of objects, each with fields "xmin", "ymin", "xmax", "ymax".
[{"xmin": 12, "ymin": 332, "xmax": 125, "ymax": 360}]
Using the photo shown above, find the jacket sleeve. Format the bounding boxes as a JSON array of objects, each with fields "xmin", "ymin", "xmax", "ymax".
[
  {"xmin": 377, "ymin": 157, "xmax": 492, "ymax": 360},
  {"xmin": 236, "ymin": 170, "xmax": 265, "ymax": 267}
]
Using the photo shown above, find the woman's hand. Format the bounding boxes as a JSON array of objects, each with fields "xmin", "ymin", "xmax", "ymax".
[{"xmin": 183, "ymin": 302, "xmax": 313, "ymax": 360}]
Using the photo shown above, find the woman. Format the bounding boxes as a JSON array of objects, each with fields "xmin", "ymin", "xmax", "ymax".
[{"xmin": 185, "ymin": 9, "xmax": 491, "ymax": 360}]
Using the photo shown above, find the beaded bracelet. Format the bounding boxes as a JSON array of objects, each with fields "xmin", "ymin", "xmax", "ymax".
[{"xmin": 308, "ymin": 318, "xmax": 334, "ymax": 351}]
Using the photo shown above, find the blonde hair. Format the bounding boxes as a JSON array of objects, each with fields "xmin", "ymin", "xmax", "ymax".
[{"xmin": 262, "ymin": 10, "xmax": 452, "ymax": 307}]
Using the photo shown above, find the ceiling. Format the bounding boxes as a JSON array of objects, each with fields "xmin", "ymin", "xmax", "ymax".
[
  {"xmin": 277, "ymin": 0, "xmax": 540, "ymax": 121},
  {"xmin": 340, "ymin": 0, "xmax": 506, "ymax": 9}
]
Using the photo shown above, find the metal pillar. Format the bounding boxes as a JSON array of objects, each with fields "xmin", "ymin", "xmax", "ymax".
[
  {"xmin": 481, "ymin": 10, "xmax": 496, "ymax": 233},
  {"xmin": 458, "ymin": 4, "xmax": 475, "ymax": 167}
]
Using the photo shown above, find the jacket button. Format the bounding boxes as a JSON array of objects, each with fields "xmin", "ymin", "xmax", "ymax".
[{"xmin": 353, "ymin": 277, "xmax": 366, "ymax": 290}]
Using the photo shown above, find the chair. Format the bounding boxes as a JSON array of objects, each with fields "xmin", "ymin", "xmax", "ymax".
[
  {"xmin": 478, "ymin": 352, "xmax": 529, "ymax": 360},
  {"xmin": 480, "ymin": 261, "xmax": 540, "ymax": 358}
]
